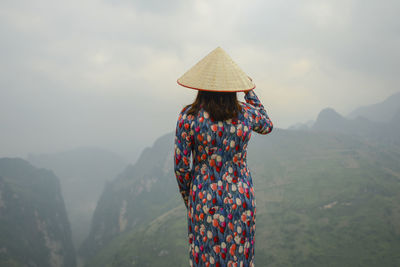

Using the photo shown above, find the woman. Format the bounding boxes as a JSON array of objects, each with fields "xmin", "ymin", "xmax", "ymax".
[{"xmin": 174, "ymin": 47, "xmax": 273, "ymax": 267}]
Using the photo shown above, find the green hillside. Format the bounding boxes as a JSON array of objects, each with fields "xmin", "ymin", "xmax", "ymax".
[{"xmin": 82, "ymin": 129, "xmax": 400, "ymax": 267}]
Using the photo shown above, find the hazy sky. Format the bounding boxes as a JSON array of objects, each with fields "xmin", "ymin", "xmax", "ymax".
[{"xmin": 1, "ymin": 0, "xmax": 399, "ymax": 162}]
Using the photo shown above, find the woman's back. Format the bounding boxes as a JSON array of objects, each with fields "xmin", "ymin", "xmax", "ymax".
[{"xmin": 174, "ymin": 89, "xmax": 272, "ymax": 266}]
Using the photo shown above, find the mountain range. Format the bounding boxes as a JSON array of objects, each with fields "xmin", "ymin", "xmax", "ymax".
[
  {"xmin": 1, "ymin": 91, "xmax": 399, "ymax": 267},
  {"xmin": 290, "ymin": 91, "xmax": 400, "ymax": 146}
]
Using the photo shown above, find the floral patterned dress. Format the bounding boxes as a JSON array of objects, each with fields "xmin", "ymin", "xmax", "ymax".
[{"xmin": 174, "ymin": 90, "xmax": 273, "ymax": 267}]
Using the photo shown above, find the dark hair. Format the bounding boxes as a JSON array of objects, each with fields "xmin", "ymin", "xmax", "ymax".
[{"xmin": 186, "ymin": 91, "xmax": 242, "ymax": 121}]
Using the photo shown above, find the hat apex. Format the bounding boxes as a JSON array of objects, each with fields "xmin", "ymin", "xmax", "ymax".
[{"xmin": 177, "ymin": 47, "xmax": 255, "ymax": 92}]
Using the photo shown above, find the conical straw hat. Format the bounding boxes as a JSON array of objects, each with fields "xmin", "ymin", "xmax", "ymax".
[{"xmin": 177, "ymin": 47, "xmax": 255, "ymax": 92}]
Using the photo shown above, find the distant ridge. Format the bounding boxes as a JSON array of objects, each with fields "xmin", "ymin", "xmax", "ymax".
[
  {"xmin": 312, "ymin": 108, "xmax": 374, "ymax": 136},
  {"xmin": 288, "ymin": 91, "xmax": 400, "ymax": 130},
  {"xmin": 348, "ymin": 91, "xmax": 400, "ymax": 122}
]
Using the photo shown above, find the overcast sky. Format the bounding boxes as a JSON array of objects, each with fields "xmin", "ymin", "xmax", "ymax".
[{"xmin": 1, "ymin": 0, "xmax": 399, "ymax": 162}]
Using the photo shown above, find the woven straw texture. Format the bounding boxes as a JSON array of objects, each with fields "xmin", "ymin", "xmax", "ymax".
[{"xmin": 177, "ymin": 47, "xmax": 255, "ymax": 92}]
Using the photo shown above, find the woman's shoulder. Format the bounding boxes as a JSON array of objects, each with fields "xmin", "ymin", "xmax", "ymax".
[{"xmin": 177, "ymin": 104, "xmax": 196, "ymax": 122}]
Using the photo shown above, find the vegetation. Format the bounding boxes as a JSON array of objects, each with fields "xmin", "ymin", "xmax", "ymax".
[{"xmin": 81, "ymin": 129, "xmax": 400, "ymax": 266}]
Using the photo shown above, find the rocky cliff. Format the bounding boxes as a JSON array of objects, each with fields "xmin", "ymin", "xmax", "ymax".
[{"xmin": 0, "ymin": 158, "xmax": 76, "ymax": 267}]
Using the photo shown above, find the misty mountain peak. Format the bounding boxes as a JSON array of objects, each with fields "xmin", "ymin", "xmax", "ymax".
[
  {"xmin": 316, "ymin": 107, "xmax": 344, "ymax": 123},
  {"xmin": 311, "ymin": 108, "xmax": 349, "ymax": 133}
]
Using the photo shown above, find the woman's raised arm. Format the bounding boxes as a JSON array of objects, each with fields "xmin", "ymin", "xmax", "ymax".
[{"xmin": 244, "ymin": 90, "xmax": 273, "ymax": 135}]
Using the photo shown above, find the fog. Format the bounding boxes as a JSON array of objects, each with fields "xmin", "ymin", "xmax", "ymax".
[{"xmin": 1, "ymin": 0, "xmax": 399, "ymax": 162}]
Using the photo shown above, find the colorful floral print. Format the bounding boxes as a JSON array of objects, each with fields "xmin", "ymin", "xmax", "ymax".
[{"xmin": 174, "ymin": 89, "xmax": 273, "ymax": 267}]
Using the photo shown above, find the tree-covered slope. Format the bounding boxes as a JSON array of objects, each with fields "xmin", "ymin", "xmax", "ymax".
[
  {"xmin": 0, "ymin": 158, "xmax": 76, "ymax": 267},
  {"xmin": 82, "ymin": 129, "xmax": 400, "ymax": 267}
]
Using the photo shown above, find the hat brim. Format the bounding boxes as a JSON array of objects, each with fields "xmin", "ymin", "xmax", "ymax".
[{"xmin": 177, "ymin": 79, "xmax": 255, "ymax": 92}]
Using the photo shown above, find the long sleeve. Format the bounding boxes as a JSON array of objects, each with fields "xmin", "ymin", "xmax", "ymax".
[
  {"xmin": 244, "ymin": 89, "xmax": 273, "ymax": 134},
  {"xmin": 174, "ymin": 107, "xmax": 194, "ymax": 209}
]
